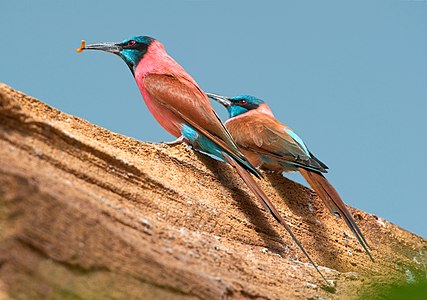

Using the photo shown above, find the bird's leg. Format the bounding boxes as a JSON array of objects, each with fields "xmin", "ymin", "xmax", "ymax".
[{"xmin": 163, "ymin": 136, "xmax": 185, "ymax": 145}]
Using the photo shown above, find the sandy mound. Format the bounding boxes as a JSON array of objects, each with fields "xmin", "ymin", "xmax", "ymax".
[{"xmin": 0, "ymin": 83, "xmax": 426, "ymax": 299}]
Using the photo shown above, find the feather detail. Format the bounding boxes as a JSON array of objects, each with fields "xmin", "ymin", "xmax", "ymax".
[
  {"xmin": 142, "ymin": 74, "xmax": 260, "ymax": 177},
  {"xmin": 225, "ymin": 113, "xmax": 327, "ymax": 172}
]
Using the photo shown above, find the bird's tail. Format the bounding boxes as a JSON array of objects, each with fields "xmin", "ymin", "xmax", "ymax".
[
  {"xmin": 298, "ymin": 168, "xmax": 374, "ymax": 262},
  {"xmin": 222, "ymin": 152, "xmax": 329, "ymax": 284}
]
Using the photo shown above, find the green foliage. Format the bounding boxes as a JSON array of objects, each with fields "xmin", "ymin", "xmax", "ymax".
[{"xmin": 361, "ymin": 281, "xmax": 427, "ymax": 300}]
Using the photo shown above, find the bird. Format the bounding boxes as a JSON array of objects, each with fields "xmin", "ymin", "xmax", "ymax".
[
  {"xmin": 76, "ymin": 36, "xmax": 329, "ymax": 282},
  {"xmin": 207, "ymin": 92, "xmax": 374, "ymax": 262}
]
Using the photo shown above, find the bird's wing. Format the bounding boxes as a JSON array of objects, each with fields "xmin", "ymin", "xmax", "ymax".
[
  {"xmin": 143, "ymin": 73, "xmax": 259, "ymax": 176},
  {"xmin": 226, "ymin": 114, "xmax": 327, "ymax": 172}
]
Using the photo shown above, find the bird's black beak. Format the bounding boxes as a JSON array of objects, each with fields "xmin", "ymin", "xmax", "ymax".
[
  {"xmin": 83, "ymin": 42, "xmax": 122, "ymax": 54},
  {"xmin": 206, "ymin": 93, "xmax": 232, "ymax": 107}
]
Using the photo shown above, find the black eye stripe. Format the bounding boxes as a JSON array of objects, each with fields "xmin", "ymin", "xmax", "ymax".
[
  {"xmin": 122, "ymin": 40, "xmax": 136, "ymax": 48},
  {"xmin": 233, "ymin": 99, "xmax": 247, "ymax": 105},
  {"xmin": 121, "ymin": 41, "xmax": 150, "ymax": 53},
  {"xmin": 234, "ymin": 101, "xmax": 258, "ymax": 110}
]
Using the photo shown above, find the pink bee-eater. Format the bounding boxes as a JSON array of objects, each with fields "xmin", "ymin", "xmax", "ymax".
[
  {"xmin": 208, "ymin": 93, "xmax": 374, "ymax": 262},
  {"xmin": 78, "ymin": 36, "xmax": 328, "ymax": 282}
]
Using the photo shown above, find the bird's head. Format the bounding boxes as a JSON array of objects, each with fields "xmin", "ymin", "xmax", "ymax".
[
  {"xmin": 207, "ymin": 93, "xmax": 269, "ymax": 118},
  {"xmin": 82, "ymin": 36, "xmax": 154, "ymax": 74}
]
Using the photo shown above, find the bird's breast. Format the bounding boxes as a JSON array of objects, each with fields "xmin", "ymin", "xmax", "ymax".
[{"xmin": 138, "ymin": 85, "xmax": 183, "ymax": 138}]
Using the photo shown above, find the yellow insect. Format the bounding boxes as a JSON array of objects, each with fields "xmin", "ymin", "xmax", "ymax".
[{"xmin": 76, "ymin": 40, "xmax": 86, "ymax": 53}]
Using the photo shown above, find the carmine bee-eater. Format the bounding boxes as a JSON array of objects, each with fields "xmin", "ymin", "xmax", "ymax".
[
  {"xmin": 207, "ymin": 93, "xmax": 374, "ymax": 262},
  {"xmin": 77, "ymin": 36, "xmax": 328, "ymax": 281}
]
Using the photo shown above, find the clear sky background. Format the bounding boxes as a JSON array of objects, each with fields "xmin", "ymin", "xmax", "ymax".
[{"xmin": 2, "ymin": 1, "xmax": 426, "ymax": 238}]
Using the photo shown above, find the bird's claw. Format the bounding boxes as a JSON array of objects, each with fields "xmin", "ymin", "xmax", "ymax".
[{"xmin": 163, "ymin": 136, "xmax": 185, "ymax": 146}]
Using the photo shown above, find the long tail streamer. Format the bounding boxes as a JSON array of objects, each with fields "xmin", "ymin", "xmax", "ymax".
[
  {"xmin": 299, "ymin": 168, "xmax": 374, "ymax": 262},
  {"xmin": 223, "ymin": 152, "xmax": 330, "ymax": 284}
]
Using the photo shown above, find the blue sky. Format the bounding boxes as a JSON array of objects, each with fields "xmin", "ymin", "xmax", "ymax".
[{"xmin": 2, "ymin": 1, "xmax": 426, "ymax": 238}]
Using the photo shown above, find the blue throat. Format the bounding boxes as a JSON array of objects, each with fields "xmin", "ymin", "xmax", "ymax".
[
  {"xmin": 120, "ymin": 50, "xmax": 144, "ymax": 74},
  {"xmin": 118, "ymin": 36, "xmax": 154, "ymax": 75},
  {"xmin": 227, "ymin": 95, "xmax": 265, "ymax": 118},
  {"xmin": 228, "ymin": 106, "xmax": 249, "ymax": 118}
]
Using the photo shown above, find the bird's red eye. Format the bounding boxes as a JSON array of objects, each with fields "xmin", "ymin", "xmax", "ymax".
[
  {"xmin": 240, "ymin": 99, "xmax": 247, "ymax": 105},
  {"xmin": 127, "ymin": 40, "xmax": 136, "ymax": 46}
]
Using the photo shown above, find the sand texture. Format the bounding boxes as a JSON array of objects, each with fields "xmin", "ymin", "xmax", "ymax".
[{"xmin": 0, "ymin": 83, "xmax": 426, "ymax": 299}]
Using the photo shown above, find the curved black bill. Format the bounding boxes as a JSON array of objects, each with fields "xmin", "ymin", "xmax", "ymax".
[{"xmin": 206, "ymin": 93, "xmax": 232, "ymax": 107}]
